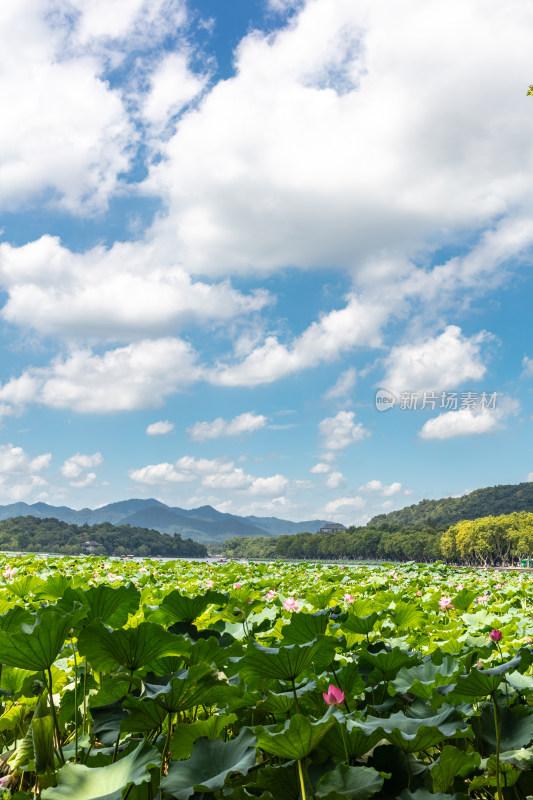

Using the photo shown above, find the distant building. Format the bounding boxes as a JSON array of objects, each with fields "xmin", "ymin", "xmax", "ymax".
[
  {"xmin": 318, "ymin": 522, "xmax": 347, "ymax": 534},
  {"xmin": 82, "ymin": 540, "xmax": 101, "ymax": 553}
]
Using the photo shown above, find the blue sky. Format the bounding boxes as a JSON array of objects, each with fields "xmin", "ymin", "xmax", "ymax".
[{"xmin": 1, "ymin": 0, "xmax": 533, "ymax": 526}]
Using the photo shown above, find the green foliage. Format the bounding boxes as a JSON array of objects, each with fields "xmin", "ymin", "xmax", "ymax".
[
  {"xmin": 1, "ymin": 554, "xmax": 533, "ymax": 800},
  {"xmin": 0, "ymin": 514, "xmax": 207, "ymax": 558}
]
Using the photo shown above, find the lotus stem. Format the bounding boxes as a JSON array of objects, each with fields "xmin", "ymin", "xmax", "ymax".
[
  {"xmin": 297, "ymin": 759, "xmax": 307, "ymax": 800},
  {"xmin": 70, "ymin": 634, "xmax": 78, "ymax": 762},
  {"xmin": 290, "ymin": 678, "xmax": 301, "ymax": 714},
  {"xmin": 46, "ymin": 667, "xmax": 65, "ymax": 764},
  {"xmin": 492, "ymin": 694, "xmax": 502, "ymax": 800}
]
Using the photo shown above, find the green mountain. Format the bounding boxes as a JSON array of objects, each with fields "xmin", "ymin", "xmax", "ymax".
[
  {"xmin": 369, "ymin": 481, "xmax": 533, "ymax": 529},
  {"xmin": 0, "ymin": 500, "xmax": 328, "ymax": 543},
  {"xmin": 0, "ymin": 516, "xmax": 208, "ymax": 558}
]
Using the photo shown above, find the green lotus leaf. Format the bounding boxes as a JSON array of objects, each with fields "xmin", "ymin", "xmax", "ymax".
[
  {"xmin": 498, "ymin": 745, "xmax": 533, "ymax": 770},
  {"xmin": 7, "ymin": 575, "xmax": 40, "ymax": 600},
  {"xmin": 32, "ymin": 715, "xmax": 56, "ymax": 782},
  {"xmin": 0, "ymin": 605, "xmax": 34, "ymax": 632},
  {"xmin": 142, "ymin": 664, "xmax": 229, "ymax": 712},
  {"xmin": 398, "ymin": 791, "xmax": 465, "ymax": 800},
  {"xmin": 430, "ymin": 745, "xmax": 480, "ymax": 793},
  {"xmin": 355, "ymin": 704, "xmax": 470, "ymax": 753},
  {"xmin": 251, "ymin": 761, "xmax": 300, "ymax": 800},
  {"xmin": 169, "ymin": 712, "xmax": 238, "ymax": 760},
  {"xmin": 0, "ymin": 607, "xmax": 73, "ymax": 671},
  {"xmin": 479, "ymin": 704, "xmax": 533, "ymax": 752},
  {"xmin": 280, "ymin": 609, "xmax": 332, "ymax": 644},
  {"xmin": 35, "ymin": 574, "xmax": 73, "ymax": 601},
  {"xmin": 341, "ymin": 612, "xmax": 382, "ymax": 636},
  {"xmin": 186, "ymin": 636, "xmax": 220, "ymax": 666},
  {"xmin": 390, "ymin": 602, "xmax": 427, "ymax": 631},
  {"xmin": 315, "ymin": 764, "xmax": 385, "ymax": 800},
  {"xmin": 121, "ymin": 696, "xmax": 167, "ymax": 733},
  {"xmin": 41, "ymin": 739, "xmax": 159, "ymax": 800},
  {"xmin": 240, "ymin": 638, "xmax": 325, "ymax": 682},
  {"xmin": 452, "ymin": 670, "xmax": 503, "ymax": 697},
  {"xmin": 161, "ymin": 728, "xmax": 257, "ymax": 799},
  {"xmin": 0, "ymin": 703, "xmax": 29, "ymax": 736},
  {"xmin": 358, "ymin": 647, "xmax": 420, "ymax": 684},
  {"xmin": 59, "ymin": 583, "xmax": 141, "ymax": 629},
  {"xmin": 451, "ymin": 589, "xmax": 478, "ymax": 612},
  {"xmin": 90, "ymin": 698, "xmax": 128, "ymax": 746},
  {"xmin": 255, "ymin": 714, "xmax": 334, "ymax": 759},
  {"xmin": 160, "ymin": 589, "xmax": 226, "ymax": 624},
  {"xmin": 393, "ymin": 657, "xmax": 460, "ymax": 700},
  {"xmin": 78, "ymin": 621, "xmax": 187, "ymax": 672},
  {"xmin": 333, "ymin": 662, "xmax": 365, "ymax": 698},
  {"xmin": 320, "ymin": 714, "xmax": 384, "ymax": 760}
]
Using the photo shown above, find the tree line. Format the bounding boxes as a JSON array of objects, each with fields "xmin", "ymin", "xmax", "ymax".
[
  {"xmin": 0, "ymin": 516, "xmax": 208, "ymax": 558},
  {"xmin": 221, "ymin": 511, "xmax": 533, "ymax": 566},
  {"xmin": 369, "ymin": 481, "xmax": 533, "ymax": 529}
]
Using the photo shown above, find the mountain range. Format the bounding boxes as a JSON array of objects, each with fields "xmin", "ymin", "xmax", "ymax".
[{"xmin": 0, "ymin": 499, "xmax": 329, "ymax": 544}]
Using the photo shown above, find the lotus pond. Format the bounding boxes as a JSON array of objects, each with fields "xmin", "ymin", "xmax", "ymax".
[{"xmin": 1, "ymin": 556, "xmax": 533, "ymax": 800}]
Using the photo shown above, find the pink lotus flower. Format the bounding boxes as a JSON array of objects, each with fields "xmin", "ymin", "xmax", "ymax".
[
  {"xmin": 438, "ymin": 596, "xmax": 453, "ymax": 611},
  {"xmin": 323, "ymin": 685, "xmax": 345, "ymax": 707},
  {"xmin": 234, "ymin": 582, "xmax": 242, "ymax": 589},
  {"xmin": 476, "ymin": 660, "xmax": 484, "ymax": 669},
  {"xmin": 456, "ymin": 584, "xmax": 464, "ymax": 591},
  {"xmin": 495, "ymin": 583, "xmax": 502, "ymax": 589},
  {"xmin": 489, "ymin": 629, "xmax": 502, "ymax": 642},
  {"xmin": 416, "ymin": 590, "xmax": 422, "ymax": 596},
  {"xmin": 344, "ymin": 593, "xmax": 355, "ymax": 604},
  {"xmin": 526, "ymin": 636, "xmax": 532, "ymax": 644},
  {"xmin": 283, "ymin": 597, "xmax": 300, "ymax": 612},
  {"xmin": 2, "ymin": 566, "xmax": 16, "ymax": 579},
  {"xmin": 476, "ymin": 593, "xmax": 490, "ymax": 603},
  {"xmin": 206, "ymin": 580, "xmax": 214, "ymax": 588},
  {"xmin": 106, "ymin": 572, "xmax": 120, "ymax": 581},
  {"xmin": 265, "ymin": 589, "xmax": 276, "ymax": 601}
]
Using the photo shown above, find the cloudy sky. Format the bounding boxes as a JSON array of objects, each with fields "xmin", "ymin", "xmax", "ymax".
[{"xmin": 1, "ymin": 0, "xmax": 533, "ymax": 525}]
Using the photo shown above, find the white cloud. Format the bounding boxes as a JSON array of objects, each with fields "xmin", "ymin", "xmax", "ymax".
[
  {"xmin": 129, "ymin": 462, "xmax": 196, "ymax": 484},
  {"xmin": 419, "ymin": 397, "xmax": 519, "ymax": 439},
  {"xmin": 0, "ymin": 338, "xmax": 200, "ymax": 414},
  {"xmin": 61, "ymin": 452, "xmax": 103, "ymax": 479},
  {"xmin": 0, "ymin": 1, "xmax": 135, "ymax": 213},
  {"xmin": 310, "ymin": 462, "xmax": 330, "ymax": 474},
  {"xmin": 70, "ymin": 472, "xmax": 97, "ymax": 489},
  {"xmin": 146, "ymin": 420, "xmax": 174, "ymax": 435},
  {"xmin": 359, "ymin": 479, "xmax": 403, "ymax": 496},
  {"xmin": 323, "ymin": 367, "xmax": 357, "ymax": 403},
  {"xmin": 208, "ymin": 295, "xmax": 385, "ymax": 387},
  {"xmin": 145, "ymin": 0, "xmax": 533, "ymax": 281},
  {"xmin": 0, "ymin": 237, "xmax": 270, "ymax": 341},
  {"xmin": 319, "ymin": 410, "xmax": 369, "ymax": 450},
  {"xmin": 141, "ymin": 51, "xmax": 207, "ymax": 132},
  {"xmin": 325, "ymin": 471, "xmax": 345, "ymax": 489},
  {"xmin": 0, "ymin": 445, "xmax": 51, "ymax": 475},
  {"xmin": 188, "ymin": 412, "xmax": 268, "ymax": 441},
  {"xmin": 248, "ymin": 474, "xmax": 289, "ymax": 496},
  {"xmin": 382, "ymin": 326, "xmax": 490, "ymax": 395},
  {"xmin": 129, "ymin": 454, "xmax": 288, "ymax": 497},
  {"xmin": 0, "ymin": 445, "xmax": 51, "ymax": 503},
  {"xmin": 522, "ymin": 356, "xmax": 533, "ymax": 377},
  {"xmin": 324, "ymin": 496, "xmax": 365, "ymax": 515}
]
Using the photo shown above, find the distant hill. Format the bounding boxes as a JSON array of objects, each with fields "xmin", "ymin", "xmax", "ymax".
[
  {"xmin": 0, "ymin": 500, "xmax": 329, "ymax": 544},
  {"xmin": 369, "ymin": 481, "xmax": 533, "ymax": 529},
  {"xmin": 0, "ymin": 515, "xmax": 207, "ymax": 558}
]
